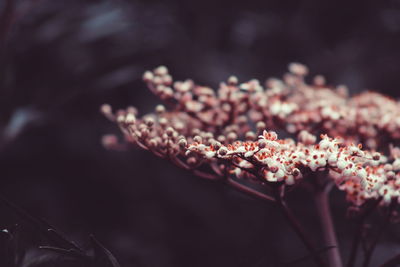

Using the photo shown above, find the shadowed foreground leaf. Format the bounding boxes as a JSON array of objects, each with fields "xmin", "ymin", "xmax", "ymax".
[{"xmin": 0, "ymin": 195, "xmax": 122, "ymax": 267}]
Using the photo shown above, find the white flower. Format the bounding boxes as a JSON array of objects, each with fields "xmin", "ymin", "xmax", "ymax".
[
  {"xmin": 342, "ymin": 167, "xmax": 354, "ymax": 177},
  {"xmin": 227, "ymin": 146, "xmax": 246, "ymax": 155},
  {"xmin": 309, "ymin": 161, "xmax": 318, "ymax": 171},
  {"xmin": 392, "ymin": 158, "xmax": 400, "ymax": 171},
  {"xmin": 356, "ymin": 168, "xmax": 367, "ymax": 180},
  {"xmin": 265, "ymin": 171, "xmax": 277, "ymax": 182},
  {"xmin": 244, "ymin": 150, "xmax": 255, "ymax": 158},
  {"xmin": 337, "ymin": 159, "xmax": 347, "ymax": 170},
  {"xmin": 217, "ymin": 147, "xmax": 228, "ymax": 156},
  {"xmin": 205, "ymin": 151, "xmax": 216, "ymax": 159},
  {"xmin": 275, "ymin": 169, "xmax": 285, "ymax": 181},
  {"xmin": 239, "ymin": 160, "xmax": 253, "ymax": 169},
  {"xmin": 319, "ymin": 138, "xmax": 331, "ymax": 150},
  {"xmin": 328, "ymin": 154, "xmax": 338, "ymax": 165},
  {"xmin": 270, "ymin": 101, "xmax": 281, "ymax": 115},
  {"xmin": 379, "ymin": 185, "xmax": 394, "ymax": 204},
  {"xmin": 286, "ymin": 175, "xmax": 295, "ymax": 185}
]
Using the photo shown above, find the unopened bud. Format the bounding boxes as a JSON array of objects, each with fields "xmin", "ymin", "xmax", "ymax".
[
  {"xmin": 155, "ymin": 105, "xmax": 166, "ymax": 114},
  {"xmin": 140, "ymin": 128, "xmax": 149, "ymax": 138},
  {"xmin": 117, "ymin": 114, "xmax": 125, "ymax": 124},
  {"xmin": 212, "ymin": 141, "xmax": 222, "ymax": 150},
  {"xmin": 100, "ymin": 104, "xmax": 112, "ymax": 115},
  {"xmin": 217, "ymin": 135, "xmax": 226, "ymax": 143},
  {"xmin": 373, "ymin": 153, "xmax": 380, "ymax": 161},
  {"xmin": 228, "ymin": 76, "xmax": 238, "ymax": 85},
  {"xmin": 166, "ymin": 127, "xmax": 174, "ymax": 136},
  {"xmin": 218, "ymin": 147, "xmax": 228, "ymax": 156},
  {"xmin": 143, "ymin": 71, "xmax": 154, "ymax": 82},
  {"xmin": 126, "ymin": 106, "xmax": 138, "ymax": 115},
  {"xmin": 125, "ymin": 113, "xmax": 136, "ymax": 125},
  {"xmin": 101, "ymin": 134, "xmax": 118, "ymax": 149},
  {"xmin": 292, "ymin": 168, "xmax": 300, "ymax": 177},
  {"xmin": 162, "ymin": 75, "xmax": 173, "ymax": 85},
  {"xmin": 178, "ymin": 138, "xmax": 187, "ymax": 149},
  {"xmin": 144, "ymin": 117, "xmax": 155, "ymax": 127},
  {"xmin": 159, "ymin": 117, "xmax": 168, "ymax": 127},
  {"xmin": 154, "ymin": 66, "xmax": 168, "ymax": 76},
  {"xmin": 227, "ymin": 132, "xmax": 237, "ymax": 142},
  {"xmin": 149, "ymin": 139, "xmax": 158, "ymax": 147},
  {"xmin": 258, "ymin": 139, "xmax": 267, "ymax": 148},
  {"xmin": 187, "ymin": 157, "xmax": 197, "ymax": 167},
  {"xmin": 193, "ymin": 135, "xmax": 202, "ymax": 143},
  {"xmin": 256, "ymin": 121, "xmax": 266, "ymax": 132},
  {"xmin": 245, "ymin": 131, "xmax": 256, "ymax": 140},
  {"xmin": 288, "ymin": 62, "xmax": 308, "ymax": 76},
  {"xmin": 314, "ymin": 75, "xmax": 326, "ymax": 86},
  {"xmin": 163, "ymin": 87, "xmax": 173, "ymax": 98}
]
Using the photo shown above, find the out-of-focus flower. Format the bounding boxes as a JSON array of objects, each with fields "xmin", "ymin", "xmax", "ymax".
[{"xmin": 102, "ymin": 64, "xmax": 400, "ymax": 207}]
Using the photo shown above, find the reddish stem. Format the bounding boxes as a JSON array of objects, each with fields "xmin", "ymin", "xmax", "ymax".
[
  {"xmin": 346, "ymin": 198, "xmax": 382, "ymax": 267},
  {"xmin": 362, "ymin": 202, "xmax": 396, "ymax": 267},
  {"xmin": 274, "ymin": 187, "xmax": 326, "ymax": 267},
  {"xmin": 226, "ymin": 178, "xmax": 275, "ymax": 202},
  {"xmin": 314, "ymin": 185, "xmax": 343, "ymax": 267}
]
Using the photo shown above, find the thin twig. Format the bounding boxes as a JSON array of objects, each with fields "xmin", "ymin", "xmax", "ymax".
[
  {"xmin": 362, "ymin": 201, "xmax": 396, "ymax": 267},
  {"xmin": 346, "ymin": 197, "xmax": 382, "ymax": 267},
  {"xmin": 226, "ymin": 178, "xmax": 276, "ymax": 202},
  {"xmin": 273, "ymin": 186, "xmax": 326, "ymax": 267},
  {"xmin": 285, "ymin": 245, "xmax": 336, "ymax": 266},
  {"xmin": 381, "ymin": 254, "xmax": 400, "ymax": 267},
  {"xmin": 193, "ymin": 169, "xmax": 220, "ymax": 180}
]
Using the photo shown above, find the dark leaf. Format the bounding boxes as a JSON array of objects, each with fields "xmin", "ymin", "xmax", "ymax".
[{"xmin": 90, "ymin": 235, "xmax": 121, "ymax": 267}]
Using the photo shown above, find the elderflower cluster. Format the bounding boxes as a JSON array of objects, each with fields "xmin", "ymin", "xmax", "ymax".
[{"xmin": 102, "ymin": 64, "xmax": 400, "ymax": 207}]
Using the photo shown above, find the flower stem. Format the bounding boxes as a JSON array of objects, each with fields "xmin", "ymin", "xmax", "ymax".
[
  {"xmin": 314, "ymin": 184, "xmax": 343, "ymax": 267},
  {"xmin": 226, "ymin": 178, "xmax": 276, "ymax": 202},
  {"xmin": 346, "ymin": 198, "xmax": 382, "ymax": 267},
  {"xmin": 274, "ymin": 187, "xmax": 326, "ymax": 267},
  {"xmin": 362, "ymin": 201, "xmax": 395, "ymax": 267}
]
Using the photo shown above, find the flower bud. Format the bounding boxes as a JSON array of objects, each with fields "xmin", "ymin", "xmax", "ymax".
[
  {"xmin": 154, "ymin": 66, "xmax": 168, "ymax": 76},
  {"xmin": 193, "ymin": 135, "xmax": 202, "ymax": 143},
  {"xmin": 166, "ymin": 127, "xmax": 174, "ymax": 136},
  {"xmin": 178, "ymin": 138, "xmax": 187, "ymax": 149},
  {"xmin": 256, "ymin": 121, "xmax": 266, "ymax": 132},
  {"xmin": 217, "ymin": 147, "xmax": 228, "ymax": 156},
  {"xmin": 228, "ymin": 76, "xmax": 238, "ymax": 85},
  {"xmin": 144, "ymin": 117, "xmax": 155, "ymax": 127},
  {"xmin": 100, "ymin": 104, "xmax": 112, "ymax": 115},
  {"xmin": 372, "ymin": 153, "xmax": 380, "ymax": 161},
  {"xmin": 258, "ymin": 139, "xmax": 267, "ymax": 148},
  {"xmin": 143, "ymin": 71, "xmax": 154, "ymax": 82},
  {"xmin": 155, "ymin": 105, "xmax": 166, "ymax": 114},
  {"xmin": 187, "ymin": 157, "xmax": 197, "ymax": 167}
]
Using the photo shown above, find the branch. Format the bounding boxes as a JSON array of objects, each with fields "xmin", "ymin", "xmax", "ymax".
[
  {"xmin": 381, "ymin": 254, "xmax": 400, "ymax": 267},
  {"xmin": 273, "ymin": 186, "xmax": 326, "ymax": 267},
  {"xmin": 193, "ymin": 169, "xmax": 220, "ymax": 180},
  {"xmin": 314, "ymin": 183, "xmax": 343, "ymax": 267},
  {"xmin": 362, "ymin": 201, "xmax": 396, "ymax": 267},
  {"xmin": 346, "ymin": 197, "xmax": 382, "ymax": 267},
  {"xmin": 226, "ymin": 178, "xmax": 275, "ymax": 202}
]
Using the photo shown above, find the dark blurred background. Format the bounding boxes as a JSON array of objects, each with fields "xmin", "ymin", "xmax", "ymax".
[{"xmin": 1, "ymin": 0, "xmax": 400, "ymax": 266}]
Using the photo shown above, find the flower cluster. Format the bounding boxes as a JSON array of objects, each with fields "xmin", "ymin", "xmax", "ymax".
[{"xmin": 102, "ymin": 64, "xmax": 400, "ymax": 207}]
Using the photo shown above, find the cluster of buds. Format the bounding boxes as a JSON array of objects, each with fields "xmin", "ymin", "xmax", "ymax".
[{"xmin": 102, "ymin": 64, "xmax": 400, "ymax": 207}]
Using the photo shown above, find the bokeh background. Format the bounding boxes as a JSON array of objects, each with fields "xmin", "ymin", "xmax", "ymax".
[{"xmin": 1, "ymin": 0, "xmax": 400, "ymax": 266}]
